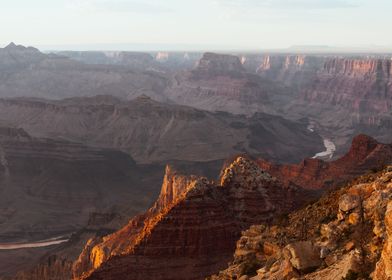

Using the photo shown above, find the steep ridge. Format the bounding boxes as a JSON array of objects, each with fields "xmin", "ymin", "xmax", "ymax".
[
  {"xmin": 72, "ymin": 157, "xmax": 299, "ymax": 280},
  {"xmin": 165, "ymin": 52, "xmax": 288, "ymax": 115},
  {"xmin": 0, "ymin": 43, "xmax": 169, "ymax": 101},
  {"xmin": 0, "ymin": 43, "xmax": 45, "ymax": 71},
  {"xmin": 210, "ymin": 166, "xmax": 392, "ymax": 280},
  {"xmin": 258, "ymin": 134, "xmax": 392, "ymax": 190},
  {"xmin": 0, "ymin": 95, "xmax": 323, "ymax": 163},
  {"xmin": 71, "ymin": 136, "xmax": 392, "ymax": 280}
]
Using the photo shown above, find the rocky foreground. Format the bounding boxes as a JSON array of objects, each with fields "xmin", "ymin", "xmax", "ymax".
[
  {"xmin": 69, "ymin": 136, "xmax": 391, "ymax": 280},
  {"xmin": 210, "ymin": 166, "xmax": 392, "ymax": 280}
]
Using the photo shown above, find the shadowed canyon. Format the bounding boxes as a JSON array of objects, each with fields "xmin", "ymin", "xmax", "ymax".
[{"xmin": 0, "ymin": 42, "xmax": 391, "ymax": 280}]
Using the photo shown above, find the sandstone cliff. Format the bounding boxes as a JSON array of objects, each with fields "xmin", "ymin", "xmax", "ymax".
[
  {"xmin": 74, "ymin": 136, "xmax": 392, "ymax": 279},
  {"xmin": 72, "ymin": 157, "xmax": 298, "ymax": 280}
]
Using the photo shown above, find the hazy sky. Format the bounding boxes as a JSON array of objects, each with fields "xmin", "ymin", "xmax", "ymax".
[{"xmin": 1, "ymin": 0, "xmax": 391, "ymax": 51}]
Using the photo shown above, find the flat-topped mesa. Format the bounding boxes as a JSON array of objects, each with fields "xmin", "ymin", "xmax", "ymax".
[
  {"xmin": 193, "ymin": 52, "xmax": 245, "ymax": 78},
  {"xmin": 302, "ymin": 57, "xmax": 392, "ymax": 115},
  {"xmin": 72, "ymin": 156, "xmax": 294, "ymax": 280}
]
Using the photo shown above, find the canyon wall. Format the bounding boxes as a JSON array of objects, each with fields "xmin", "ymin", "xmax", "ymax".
[
  {"xmin": 0, "ymin": 95, "xmax": 323, "ymax": 163},
  {"xmin": 72, "ymin": 157, "xmax": 298, "ymax": 280},
  {"xmin": 72, "ymin": 136, "xmax": 392, "ymax": 280}
]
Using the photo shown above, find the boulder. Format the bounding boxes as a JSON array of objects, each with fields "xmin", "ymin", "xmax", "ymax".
[
  {"xmin": 284, "ymin": 241, "xmax": 321, "ymax": 272},
  {"xmin": 339, "ymin": 194, "xmax": 360, "ymax": 212},
  {"xmin": 304, "ymin": 250, "xmax": 361, "ymax": 280}
]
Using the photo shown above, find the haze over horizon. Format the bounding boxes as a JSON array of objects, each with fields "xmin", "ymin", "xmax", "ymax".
[{"xmin": 1, "ymin": 0, "xmax": 392, "ymax": 52}]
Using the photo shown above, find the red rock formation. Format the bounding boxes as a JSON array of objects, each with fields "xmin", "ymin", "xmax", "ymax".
[
  {"xmin": 210, "ymin": 166, "xmax": 392, "ymax": 280},
  {"xmin": 67, "ymin": 135, "xmax": 391, "ymax": 280},
  {"xmin": 72, "ymin": 157, "xmax": 297, "ymax": 280},
  {"xmin": 258, "ymin": 134, "xmax": 392, "ymax": 189}
]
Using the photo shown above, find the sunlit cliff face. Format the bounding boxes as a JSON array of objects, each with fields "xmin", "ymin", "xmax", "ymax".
[
  {"xmin": 155, "ymin": 52, "xmax": 169, "ymax": 62},
  {"xmin": 324, "ymin": 58, "xmax": 392, "ymax": 77}
]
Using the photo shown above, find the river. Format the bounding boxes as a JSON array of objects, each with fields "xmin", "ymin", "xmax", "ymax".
[
  {"xmin": 0, "ymin": 236, "xmax": 69, "ymax": 250},
  {"xmin": 312, "ymin": 139, "xmax": 336, "ymax": 160}
]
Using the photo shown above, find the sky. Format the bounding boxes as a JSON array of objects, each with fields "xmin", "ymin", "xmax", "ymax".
[{"xmin": 1, "ymin": 0, "xmax": 392, "ymax": 51}]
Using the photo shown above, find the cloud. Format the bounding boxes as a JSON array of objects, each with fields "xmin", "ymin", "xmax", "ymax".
[{"xmin": 214, "ymin": 0, "xmax": 360, "ymax": 10}]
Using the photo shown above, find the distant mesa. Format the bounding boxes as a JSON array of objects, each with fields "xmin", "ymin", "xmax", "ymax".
[{"xmin": 193, "ymin": 52, "xmax": 245, "ymax": 78}]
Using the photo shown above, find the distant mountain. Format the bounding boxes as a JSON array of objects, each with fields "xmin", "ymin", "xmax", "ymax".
[
  {"xmin": 0, "ymin": 43, "xmax": 169, "ymax": 101},
  {"xmin": 55, "ymin": 50, "xmax": 202, "ymax": 72}
]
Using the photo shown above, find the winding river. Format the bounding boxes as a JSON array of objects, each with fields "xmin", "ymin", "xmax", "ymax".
[
  {"xmin": 312, "ymin": 139, "xmax": 336, "ymax": 160},
  {"xmin": 307, "ymin": 121, "xmax": 336, "ymax": 160},
  {"xmin": 0, "ymin": 236, "xmax": 69, "ymax": 250}
]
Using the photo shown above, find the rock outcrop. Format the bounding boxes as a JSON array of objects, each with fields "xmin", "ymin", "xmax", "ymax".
[
  {"xmin": 72, "ymin": 157, "xmax": 299, "ymax": 280},
  {"xmin": 302, "ymin": 58, "xmax": 392, "ymax": 117},
  {"xmin": 259, "ymin": 134, "xmax": 392, "ymax": 189},
  {"xmin": 210, "ymin": 166, "xmax": 392, "ymax": 280},
  {"xmin": 374, "ymin": 200, "xmax": 392, "ymax": 280}
]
